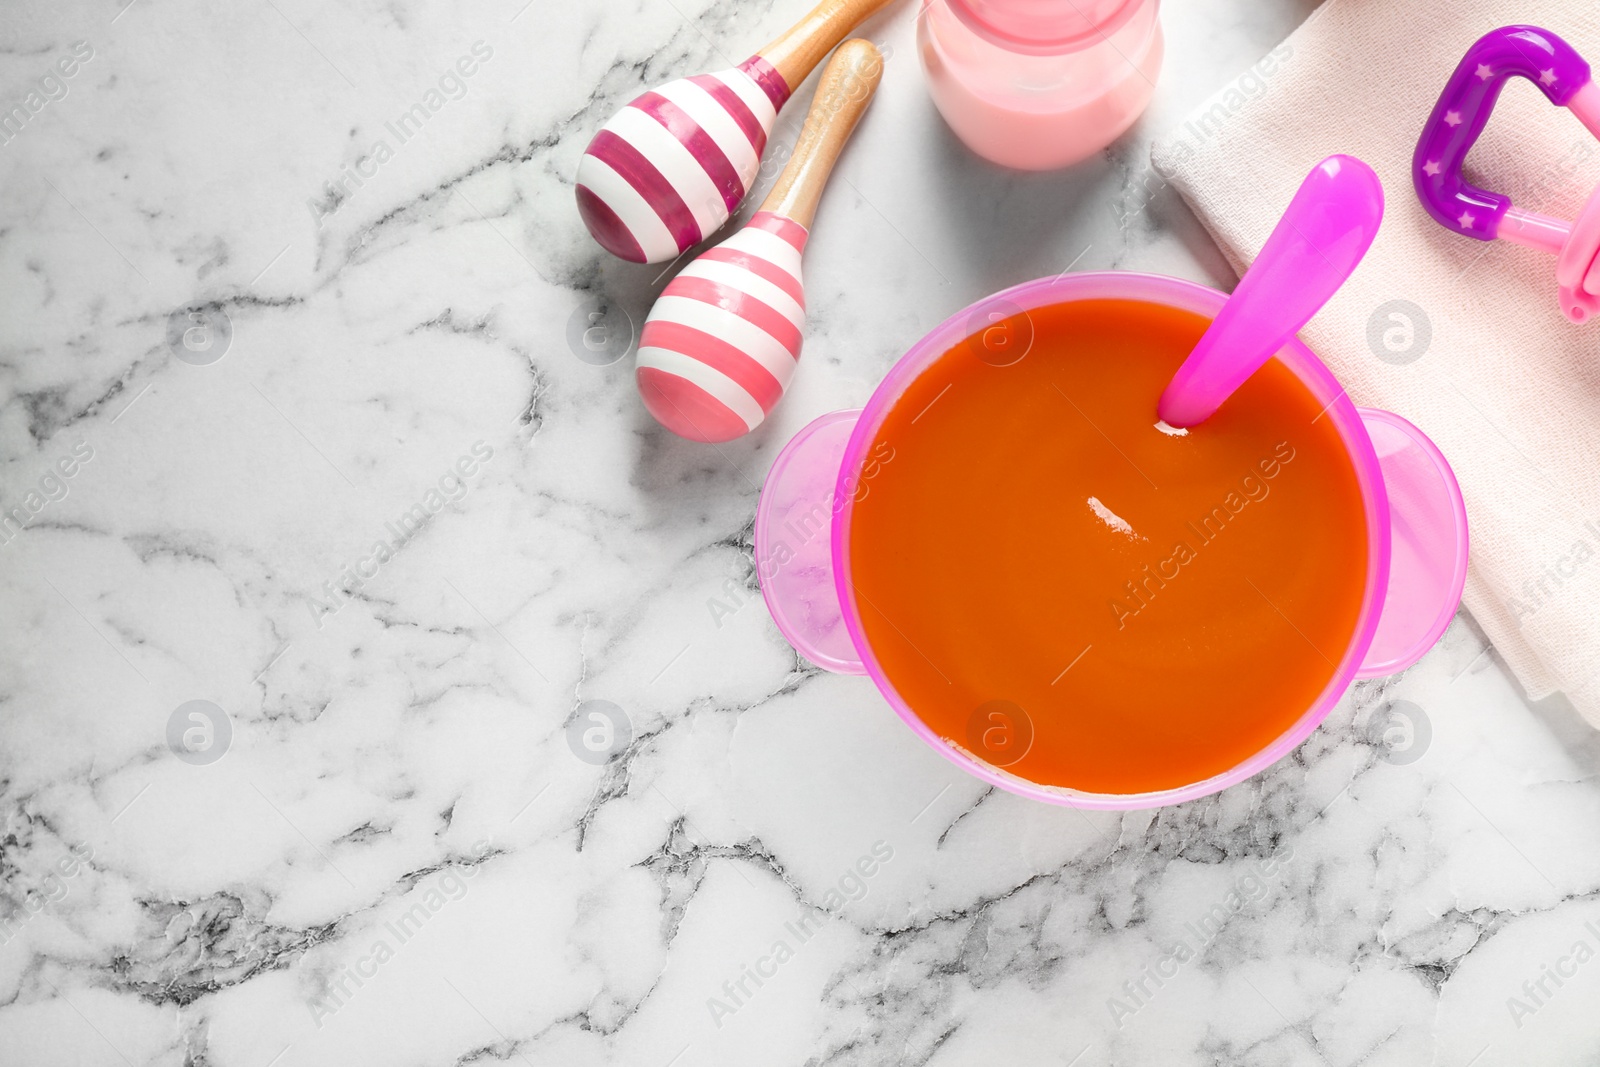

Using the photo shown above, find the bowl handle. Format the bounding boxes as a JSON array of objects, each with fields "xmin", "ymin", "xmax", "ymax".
[
  {"xmin": 754, "ymin": 410, "xmax": 867, "ymax": 674},
  {"xmin": 1356, "ymin": 408, "xmax": 1470, "ymax": 678}
]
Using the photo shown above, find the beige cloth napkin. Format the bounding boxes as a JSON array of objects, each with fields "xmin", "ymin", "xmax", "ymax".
[{"xmin": 1152, "ymin": 0, "xmax": 1600, "ymax": 726}]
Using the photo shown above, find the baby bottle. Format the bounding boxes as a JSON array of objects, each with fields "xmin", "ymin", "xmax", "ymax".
[{"xmin": 917, "ymin": 0, "xmax": 1163, "ymax": 170}]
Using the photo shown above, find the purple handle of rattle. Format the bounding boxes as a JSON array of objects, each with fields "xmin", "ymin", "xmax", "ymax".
[{"xmin": 1414, "ymin": 25, "xmax": 1592, "ymax": 241}]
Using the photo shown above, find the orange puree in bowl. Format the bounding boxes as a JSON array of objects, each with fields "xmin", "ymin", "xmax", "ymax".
[{"xmin": 848, "ymin": 299, "xmax": 1368, "ymax": 796}]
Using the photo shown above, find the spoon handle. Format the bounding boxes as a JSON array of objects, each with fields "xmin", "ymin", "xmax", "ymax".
[
  {"xmin": 760, "ymin": 39, "xmax": 884, "ymax": 230},
  {"xmin": 1158, "ymin": 155, "xmax": 1385, "ymax": 427},
  {"xmin": 756, "ymin": 0, "xmax": 895, "ymax": 93}
]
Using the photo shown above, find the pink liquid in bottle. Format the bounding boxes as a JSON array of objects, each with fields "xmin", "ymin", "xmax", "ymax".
[{"xmin": 918, "ymin": 0, "xmax": 1163, "ymax": 171}]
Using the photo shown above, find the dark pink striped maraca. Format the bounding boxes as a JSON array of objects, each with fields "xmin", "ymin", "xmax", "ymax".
[
  {"xmin": 636, "ymin": 40, "xmax": 883, "ymax": 441},
  {"xmin": 575, "ymin": 0, "xmax": 893, "ymax": 264},
  {"xmin": 577, "ymin": 61, "xmax": 785, "ymax": 264}
]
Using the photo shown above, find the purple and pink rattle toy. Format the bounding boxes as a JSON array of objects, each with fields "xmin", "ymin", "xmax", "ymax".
[{"xmin": 1415, "ymin": 24, "xmax": 1600, "ymax": 322}]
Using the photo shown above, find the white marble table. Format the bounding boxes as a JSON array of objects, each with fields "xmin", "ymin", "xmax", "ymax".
[{"xmin": 4, "ymin": 0, "xmax": 1600, "ymax": 1064}]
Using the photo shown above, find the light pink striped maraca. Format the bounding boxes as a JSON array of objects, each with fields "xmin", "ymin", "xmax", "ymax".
[
  {"xmin": 637, "ymin": 40, "xmax": 882, "ymax": 442},
  {"xmin": 576, "ymin": 0, "xmax": 892, "ymax": 264}
]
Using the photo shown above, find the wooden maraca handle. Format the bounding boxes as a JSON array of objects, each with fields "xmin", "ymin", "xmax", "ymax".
[
  {"xmin": 760, "ymin": 39, "xmax": 883, "ymax": 230},
  {"xmin": 756, "ymin": 0, "xmax": 895, "ymax": 92}
]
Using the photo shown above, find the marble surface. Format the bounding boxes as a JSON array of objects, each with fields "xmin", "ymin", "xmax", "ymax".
[{"xmin": 4, "ymin": 0, "xmax": 1600, "ymax": 1065}]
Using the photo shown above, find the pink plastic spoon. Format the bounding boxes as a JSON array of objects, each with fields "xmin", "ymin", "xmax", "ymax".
[{"xmin": 1157, "ymin": 155, "xmax": 1386, "ymax": 427}]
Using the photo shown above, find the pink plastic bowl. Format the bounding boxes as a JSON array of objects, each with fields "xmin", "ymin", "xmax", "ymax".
[{"xmin": 755, "ymin": 272, "xmax": 1469, "ymax": 809}]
